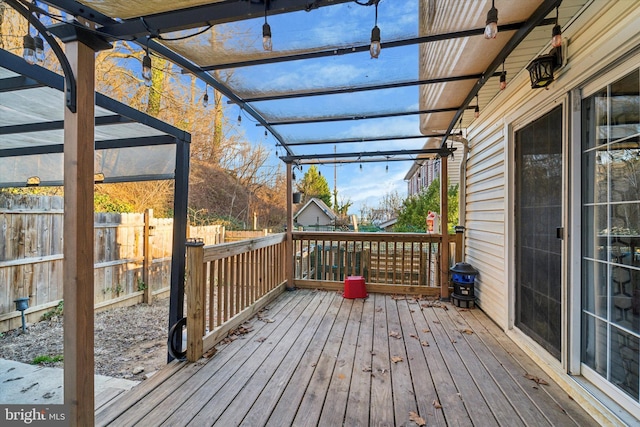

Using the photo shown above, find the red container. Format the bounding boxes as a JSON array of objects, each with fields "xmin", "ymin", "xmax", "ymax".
[{"xmin": 343, "ymin": 276, "xmax": 367, "ymax": 299}]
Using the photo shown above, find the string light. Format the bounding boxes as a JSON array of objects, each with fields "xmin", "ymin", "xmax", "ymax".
[
  {"xmin": 22, "ymin": 32, "xmax": 37, "ymax": 65},
  {"xmin": 237, "ymin": 106, "xmax": 242, "ymax": 125},
  {"xmin": 500, "ymin": 62, "xmax": 507, "ymax": 90},
  {"xmin": 202, "ymin": 86, "xmax": 209, "ymax": 108},
  {"xmin": 484, "ymin": 0, "xmax": 498, "ymax": 39},
  {"xmin": 142, "ymin": 43, "xmax": 152, "ymax": 87},
  {"xmin": 551, "ymin": 7, "xmax": 562, "ymax": 48},
  {"xmin": 370, "ymin": 1, "xmax": 381, "ymax": 58},
  {"xmin": 262, "ymin": 0, "xmax": 272, "ymax": 51},
  {"xmin": 34, "ymin": 34, "xmax": 45, "ymax": 63}
]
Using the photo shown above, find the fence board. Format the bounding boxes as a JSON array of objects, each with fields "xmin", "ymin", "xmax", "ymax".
[{"xmin": 0, "ymin": 194, "xmax": 225, "ymax": 331}]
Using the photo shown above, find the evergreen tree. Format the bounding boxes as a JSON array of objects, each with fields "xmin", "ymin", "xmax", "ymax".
[
  {"xmin": 394, "ymin": 178, "xmax": 458, "ymax": 233},
  {"xmin": 296, "ymin": 166, "xmax": 332, "ymax": 208}
]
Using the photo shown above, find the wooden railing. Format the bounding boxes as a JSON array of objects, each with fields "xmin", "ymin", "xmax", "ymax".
[
  {"xmin": 292, "ymin": 231, "xmax": 463, "ymax": 296},
  {"xmin": 185, "ymin": 233, "xmax": 287, "ymax": 362}
]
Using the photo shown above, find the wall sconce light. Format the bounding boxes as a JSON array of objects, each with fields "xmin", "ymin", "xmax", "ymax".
[
  {"xmin": 499, "ymin": 62, "xmax": 506, "ymax": 90},
  {"xmin": 26, "ymin": 176, "xmax": 40, "ymax": 186},
  {"xmin": 484, "ymin": 0, "xmax": 498, "ymax": 39},
  {"xmin": 527, "ymin": 46, "xmax": 562, "ymax": 89}
]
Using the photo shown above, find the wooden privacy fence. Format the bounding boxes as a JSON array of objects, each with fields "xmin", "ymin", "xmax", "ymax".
[
  {"xmin": 292, "ymin": 231, "xmax": 463, "ymax": 297},
  {"xmin": 185, "ymin": 233, "xmax": 287, "ymax": 362},
  {"xmin": 0, "ymin": 194, "xmax": 225, "ymax": 332}
]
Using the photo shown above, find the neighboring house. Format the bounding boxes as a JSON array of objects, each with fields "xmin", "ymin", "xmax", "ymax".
[
  {"xmin": 293, "ymin": 197, "xmax": 337, "ymax": 229},
  {"xmin": 404, "ymin": 138, "xmax": 464, "ymax": 196},
  {"xmin": 445, "ymin": 1, "xmax": 640, "ymax": 423}
]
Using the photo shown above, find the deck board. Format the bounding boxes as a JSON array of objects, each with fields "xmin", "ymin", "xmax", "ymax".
[{"xmin": 97, "ymin": 290, "xmax": 598, "ymax": 426}]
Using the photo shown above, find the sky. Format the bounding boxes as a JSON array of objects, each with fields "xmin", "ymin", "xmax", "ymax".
[{"xmin": 215, "ymin": 0, "xmax": 422, "ymax": 217}]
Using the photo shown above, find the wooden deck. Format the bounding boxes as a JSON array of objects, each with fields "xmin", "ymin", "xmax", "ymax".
[{"xmin": 95, "ymin": 289, "xmax": 597, "ymax": 426}]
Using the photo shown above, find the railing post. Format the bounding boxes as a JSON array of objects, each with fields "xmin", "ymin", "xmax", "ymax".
[
  {"xmin": 143, "ymin": 208, "xmax": 153, "ymax": 304},
  {"xmin": 286, "ymin": 163, "xmax": 295, "ymax": 290},
  {"xmin": 440, "ymin": 155, "xmax": 450, "ymax": 299},
  {"xmin": 186, "ymin": 238, "xmax": 205, "ymax": 362}
]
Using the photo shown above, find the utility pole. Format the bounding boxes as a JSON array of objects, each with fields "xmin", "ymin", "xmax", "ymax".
[{"xmin": 333, "ymin": 145, "xmax": 338, "ymax": 210}]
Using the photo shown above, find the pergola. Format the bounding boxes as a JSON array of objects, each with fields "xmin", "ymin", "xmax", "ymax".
[{"xmin": 1, "ymin": 0, "xmax": 585, "ymax": 424}]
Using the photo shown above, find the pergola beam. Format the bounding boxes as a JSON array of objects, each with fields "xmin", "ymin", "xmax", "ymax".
[
  {"xmin": 281, "ymin": 147, "xmax": 454, "ymax": 163},
  {"xmin": 42, "ymin": 0, "xmax": 354, "ymax": 40},
  {"xmin": 0, "ymin": 115, "xmax": 131, "ymax": 135},
  {"xmin": 0, "ymin": 76, "xmax": 44, "ymax": 92},
  {"xmin": 240, "ymin": 73, "xmax": 499, "ymax": 103},
  {"xmin": 280, "ymin": 133, "xmax": 453, "ymax": 146},
  {"xmin": 204, "ymin": 22, "xmax": 542, "ymax": 71},
  {"xmin": 264, "ymin": 106, "xmax": 472, "ymax": 126}
]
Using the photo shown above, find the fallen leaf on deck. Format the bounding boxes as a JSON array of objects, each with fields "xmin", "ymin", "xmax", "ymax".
[
  {"xmin": 433, "ymin": 321, "xmax": 441, "ymax": 324},
  {"xmin": 391, "ymin": 295, "xmax": 406, "ymax": 300},
  {"xmin": 460, "ymin": 329, "xmax": 474, "ymax": 334},
  {"xmin": 203, "ymin": 347, "xmax": 218, "ymax": 358},
  {"xmin": 458, "ymin": 308, "xmax": 470, "ymax": 312},
  {"xmin": 255, "ymin": 337, "xmax": 267, "ymax": 342},
  {"xmin": 409, "ymin": 333, "xmax": 419, "ymax": 339},
  {"xmin": 362, "ymin": 365, "xmax": 372, "ymax": 372},
  {"xmin": 376, "ymin": 307, "xmax": 383, "ymax": 312},
  {"xmin": 389, "ymin": 331, "xmax": 401, "ymax": 339},
  {"xmin": 391, "ymin": 356, "xmax": 403, "ymax": 364},
  {"xmin": 421, "ymin": 341, "xmax": 429, "ymax": 347},
  {"xmin": 433, "ymin": 399, "xmax": 442, "ymax": 409},
  {"xmin": 260, "ymin": 318, "xmax": 275, "ymax": 323},
  {"xmin": 451, "ymin": 339, "xmax": 457, "ymax": 343},
  {"xmin": 524, "ymin": 373, "xmax": 549, "ymax": 385},
  {"xmin": 409, "ymin": 411, "xmax": 426, "ymax": 426},
  {"xmin": 442, "ymin": 305, "xmax": 449, "ymax": 311},
  {"xmin": 423, "ymin": 328, "xmax": 431, "ymax": 333}
]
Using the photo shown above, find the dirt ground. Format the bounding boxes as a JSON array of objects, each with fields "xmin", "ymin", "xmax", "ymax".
[{"xmin": 0, "ymin": 298, "xmax": 170, "ymax": 382}]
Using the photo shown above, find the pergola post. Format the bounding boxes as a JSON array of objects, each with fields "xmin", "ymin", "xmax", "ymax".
[
  {"xmin": 440, "ymin": 155, "xmax": 450, "ymax": 299},
  {"xmin": 168, "ymin": 138, "xmax": 190, "ymax": 361},
  {"xmin": 286, "ymin": 162, "xmax": 294, "ymax": 290},
  {"xmin": 63, "ymin": 40, "xmax": 95, "ymax": 426}
]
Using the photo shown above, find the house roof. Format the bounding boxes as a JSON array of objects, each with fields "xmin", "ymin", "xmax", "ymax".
[
  {"xmin": 293, "ymin": 197, "xmax": 338, "ymax": 221},
  {"xmin": 3, "ymin": 0, "xmax": 590, "ymax": 170}
]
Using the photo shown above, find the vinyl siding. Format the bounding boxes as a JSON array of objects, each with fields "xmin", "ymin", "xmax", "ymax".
[{"xmin": 464, "ymin": 0, "xmax": 640, "ymax": 334}]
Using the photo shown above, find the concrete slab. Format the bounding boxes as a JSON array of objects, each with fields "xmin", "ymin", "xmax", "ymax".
[{"xmin": 0, "ymin": 359, "xmax": 138, "ymax": 406}]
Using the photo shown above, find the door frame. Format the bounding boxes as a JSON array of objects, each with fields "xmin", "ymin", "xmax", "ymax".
[{"xmin": 505, "ymin": 95, "xmax": 571, "ymax": 371}]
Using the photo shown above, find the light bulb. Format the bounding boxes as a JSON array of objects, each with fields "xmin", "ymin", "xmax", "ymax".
[
  {"xmin": 202, "ymin": 92, "xmax": 209, "ymax": 108},
  {"xmin": 34, "ymin": 35, "xmax": 45, "ymax": 63},
  {"xmin": 500, "ymin": 72, "xmax": 507, "ymax": 90},
  {"xmin": 22, "ymin": 34, "xmax": 36, "ymax": 65},
  {"xmin": 237, "ymin": 114, "xmax": 242, "ymax": 125},
  {"xmin": 474, "ymin": 105, "xmax": 480, "ymax": 119},
  {"xmin": 262, "ymin": 23, "xmax": 272, "ymax": 51},
  {"xmin": 551, "ymin": 24, "xmax": 562, "ymax": 48},
  {"xmin": 370, "ymin": 26, "xmax": 381, "ymax": 59},
  {"xmin": 484, "ymin": 4, "xmax": 498, "ymax": 39},
  {"xmin": 142, "ymin": 54, "xmax": 152, "ymax": 87}
]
